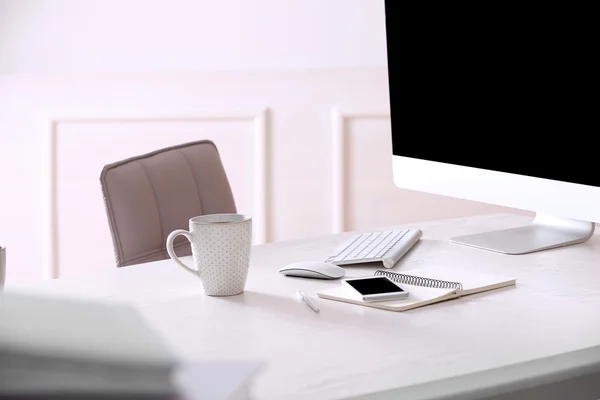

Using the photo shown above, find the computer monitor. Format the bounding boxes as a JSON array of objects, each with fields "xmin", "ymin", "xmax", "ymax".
[{"xmin": 385, "ymin": 1, "xmax": 599, "ymax": 254}]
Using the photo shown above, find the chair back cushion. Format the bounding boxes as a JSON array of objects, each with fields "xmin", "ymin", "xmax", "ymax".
[{"xmin": 100, "ymin": 140, "xmax": 236, "ymax": 267}]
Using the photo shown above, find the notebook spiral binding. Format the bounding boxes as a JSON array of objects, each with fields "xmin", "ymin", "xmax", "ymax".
[{"xmin": 375, "ymin": 270, "xmax": 464, "ymax": 291}]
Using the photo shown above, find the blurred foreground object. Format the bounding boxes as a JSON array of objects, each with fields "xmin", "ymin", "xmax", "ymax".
[
  {"xmin": 0, "ymin": 290, "xmax": 177, "ymax": 398},
  {"xmin": 0, "ymin": 290, "xmax": 264, "ymax": 399}
]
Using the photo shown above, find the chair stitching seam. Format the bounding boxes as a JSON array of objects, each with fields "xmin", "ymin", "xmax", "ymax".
[
  {"xmin": 136, "ymin": 160, "xmax": 165, "ymax": 256},
  {"xmin": 101, "ymin": 140, "xmax": 218, "ymax": 174},
  {"xmin": 177, "ymin": 149, "xmax": 204, "ymax": 214}
]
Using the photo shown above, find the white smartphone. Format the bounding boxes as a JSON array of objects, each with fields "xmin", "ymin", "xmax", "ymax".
[{"xmin": 344, "ymin": 276, "xmax": 409, "ymax": 302}]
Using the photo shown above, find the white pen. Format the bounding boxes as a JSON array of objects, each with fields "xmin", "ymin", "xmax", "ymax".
[{"xmin": 297, "ymin": 290, "xmax": 320, "ymax": 313}]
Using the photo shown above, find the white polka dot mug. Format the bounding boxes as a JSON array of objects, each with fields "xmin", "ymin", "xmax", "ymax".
[{"xmin": 166, "ymin": 214, "xmax": 252, "ymax": 296}]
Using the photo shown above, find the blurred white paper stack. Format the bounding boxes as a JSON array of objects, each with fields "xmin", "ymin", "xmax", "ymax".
[{"xmin": 0, "ymin": 290, "xmax": 178, "ymax": 399}]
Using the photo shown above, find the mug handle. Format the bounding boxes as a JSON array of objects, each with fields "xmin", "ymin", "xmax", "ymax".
[{"xmin": 166, "ymin": 230, "xmax": 199, "ymax": 276}]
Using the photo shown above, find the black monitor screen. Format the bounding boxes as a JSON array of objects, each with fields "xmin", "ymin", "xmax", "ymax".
[{"xmin": 385, "ymin": 1, "xmax": 599, "ymax": 187}]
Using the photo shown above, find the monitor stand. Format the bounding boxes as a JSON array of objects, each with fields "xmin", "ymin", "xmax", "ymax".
[{"xmin": 450, "ymin": 213, "xmax": 595, "ymax": 255}]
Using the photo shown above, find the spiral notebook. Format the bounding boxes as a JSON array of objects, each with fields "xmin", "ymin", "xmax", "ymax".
[{"xmin": 316, "ymin": 266, "xmax": 516, "ymax": 312}]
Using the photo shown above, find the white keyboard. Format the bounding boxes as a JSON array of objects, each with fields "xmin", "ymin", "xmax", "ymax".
[{"xmin": 325, "ymin": 228, "xmax": 423, "ymax": 269}]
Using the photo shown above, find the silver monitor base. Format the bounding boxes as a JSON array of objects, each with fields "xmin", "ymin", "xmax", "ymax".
[{"xmin": 450, "ymin": 214, "xmax": 595, "ymax": 255}]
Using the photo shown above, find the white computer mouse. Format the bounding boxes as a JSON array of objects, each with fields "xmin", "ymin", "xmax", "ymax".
[{"xmin": 279, "ymin": 261, "xmax": 346, "ymax": 280}]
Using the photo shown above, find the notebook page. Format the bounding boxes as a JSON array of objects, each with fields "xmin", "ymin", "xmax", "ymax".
[
  {"xmin": 317, "ymin": 282, "xmax": 457, "ymax": 312},
  {"xmin": 398, "ymin": 266, "xmax": 516, "ymax": 296}
]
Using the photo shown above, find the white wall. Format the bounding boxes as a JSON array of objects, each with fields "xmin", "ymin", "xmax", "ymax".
[
  {"xmin": 0, "ymin": 0, "xmax": 387, "ymax": 73},
  {"xmin": 0, "ymin": 1, "xmax": 527, "ymax": 285}
]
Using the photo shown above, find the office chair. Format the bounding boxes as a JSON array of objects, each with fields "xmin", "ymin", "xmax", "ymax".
[{"xmin": 99, "ymin": 140, "xmax": 237, "ymax": 267}]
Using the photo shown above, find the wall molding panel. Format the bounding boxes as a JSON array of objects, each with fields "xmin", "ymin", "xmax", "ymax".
[
  {"xmin": 42, "ymin": 109, "xmax": 269, "ymax": 279},
  {"xmin": 330, "ymin": 107, "xmax": 391, "ymax": 234}
]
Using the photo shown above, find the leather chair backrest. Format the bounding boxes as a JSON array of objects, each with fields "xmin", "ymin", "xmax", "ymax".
[{"xmin": 100, "ymin": 140, "xmax": 236, "ymax": 267}]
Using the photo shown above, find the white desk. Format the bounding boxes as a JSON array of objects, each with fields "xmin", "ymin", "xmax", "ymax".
[{"xmin": 9, "ymin": 214, "xmax": 600, "ymax": 399}]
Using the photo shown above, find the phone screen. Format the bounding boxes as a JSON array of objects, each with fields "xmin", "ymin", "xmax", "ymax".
[{"xmin": 345, "ymin": 277, "xmax": 405, "ymax": 295}]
